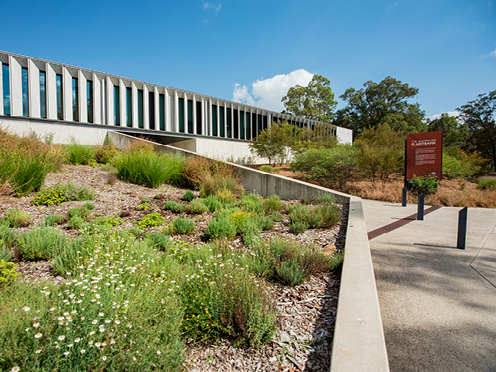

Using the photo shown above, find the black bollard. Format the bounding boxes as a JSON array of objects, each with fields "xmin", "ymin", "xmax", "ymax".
[
  {"xmin": 402, "ymin": 187, "xmax": 407, "ymax": 207},
  {"xmin": 457, "ymin": 207, "xmax": 468, "ymax": 249},
  {"xmin": 417, "ymin": 193, "xmax": 424, "ymax": 220}
]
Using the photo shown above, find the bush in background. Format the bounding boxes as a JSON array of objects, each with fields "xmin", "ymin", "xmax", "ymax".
[{"xmin": 476, "ymin": 177, "xmax": 496, "ymax": 190}]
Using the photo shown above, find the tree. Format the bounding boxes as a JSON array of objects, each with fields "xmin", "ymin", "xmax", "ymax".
[
  {"xmin": 354, "ymin": 123, "xmax": 404, "ymax": 181},
  {"xmin": 248, "ymin": 120, "xmax": 301, "ymax": 165},
  {"xmin": 426, "ymin": 113, "xmax": 471, "ymax": 149},
  {"xmin": 281, "ymin": 75, "xmax": 337, "ymax": 121},
  {"xmin": 335, "ymin": 76, "xmax": 426, "ymax": 135},
  {"xmin": 457, "ymin": 90, "xmax": 496, "ymax": 169}
]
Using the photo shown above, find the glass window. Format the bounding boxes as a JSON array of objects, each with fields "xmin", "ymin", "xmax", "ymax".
[
  {"xmin": 187, "ymin": 99, "xmax": 193, "ymax": 134},
  {"xmin": 234, "ymin": 109, "xmax": 239, "ymax": 139},
  {"xmin": 219, "ymin": 107, "xmax": 225, "ymax": 137},
  {"xmin": 126, "ymin": 87, "xmax": 132, "ymax": 127},
  {"xmin": 240, "ymin": 111, "xmax": 245, "ymax": 140},
  {"xmin": 114, "ymin": 85, "xmax": 120, "ymax": 126},
  {"xmin": 196, "ymin": 101, "xmax": 202, "ymax": 135},
  {"xmin": 263, "ymin": 115, "xmax": 268, "ymax": 130},
  {"xmin": 2, "ymin": 64, "xmax": 9, "ymax": 115},
  {"xmin": 226, "ymin": 108, "xmax": 232, "ymax": 138},
  {"xmin": 159, "ymin": 94, "xmax": 165, "ymax": 131},
  {"xmin": 138, "ymin": 89, "xmax": 143, "ymax": 129},
  {"xmin": 169, "ymin": 95, "xmax": 175, "ymax": 130},
  {"xmin": 257, "ymin": 114, "xmax": 262, "ymax": 136},
  {"xmin": 211, "ymin": 105, "xmax": 218, "ymax": 136},
  {"xmin": 252, "ymin": 113, "xmax": 257, "ymax": 138},
  {"xmin": 178, "ymin": 98, "xmax": 185, "ymax": 132},
  {"xmin": 72, "ymin": 77, "xmax": 79, "ymax": 121},
  {"xmin": 246, "ymin": 112, "xmax": 251, "ymax": 140},
  {"xmin": 149, "ymin": 91, "xmax": 155, "ymax": 130},
  {"xmin": 39, "ymin": 71, "xmax": 46, "ymax": 118},
  {"xmin": 56, "ymin": 74, "xmax": 63, "ymax": 120},
  {"xmin": 22, "ymin": 67, "xmax": 29, "ymax": 117},
  {"xmin": 87, "ymin": 80, "xmax": 93, "ymax": 123}
]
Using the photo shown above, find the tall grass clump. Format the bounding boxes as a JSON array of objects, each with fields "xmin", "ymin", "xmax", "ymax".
[
  {"xmin": 65, "ymin": 137, "xmax": 96, "ymax": 165},
  {"xmin": 0, "ymin": 129, "xmax": 65, "ymax": 196},
  {"xmin": 4, "ymin": 208, "xmax": 31, "ymax": 228},
  {"xmin": 113, "ymin": 150, "xmax": 185, "ymax": 188}
]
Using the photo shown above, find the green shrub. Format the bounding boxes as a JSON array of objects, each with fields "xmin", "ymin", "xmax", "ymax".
[
  {"xmin": 83, "ymin": 202, "xmax": 94, "ymax": 210},
  {"xmin": 0, "ymin": 260, "xmax": 20, "ymax": 287},
  {"xmin": 409, "ymin": 175, "xmax": 439, "ymax": 195},
  {"xmin": 164, "ymin": 200, "xmax": 185, "ymax": 213},
  {"xmin": 0, "ymin": 243, "xmax": 12, "ymax": 261},
  {"xmin": 199, "ymin": 173, "xmax": 244, "ymax": 199},
  {"xmin": 0, "ymin": 221, "xmax": 17, "ymax": 249},
  {"xmin": 169, "ymin": 216, "xmax": 195, "ymax": 235},
  {"xmin": 203, "ymin": 195, "xmax": 223, "ymax": 213},
  {"xmin": 43, "ymin": 214, "xmax": 65, "ymax": 226},
  {"xmin": 67, "ymin": 206, "xmax": 91, "ymax": 221},
  {"xmin": 241, "ymin": 194, "xmax": 264, "ymax": 214},
  {"xmin": 288, "ymin": 204, "xmax": 324, "ymax": 229},
  {"xmin": 476, "ymin": 177, "xmax": 496, "ymax": 190},
  {"xmin": 315, "ymin": 194, "xmax": 335, "ymax": 205},
  {"xmin": 67, "ymin": 216, "xmax": 85, "ymax": 230},
  {"xmin": 146, "ymin": 232, "xmax": 174, "ymax": 252},
  {"xmin": 17, "ymin": 226, "xmax": 67, "ymax": 261},
  {"xmin": 259, "ymin": 165, "xmax": 274, "ymax": 173},
  {"xmin": 32, "ymin": 183, "xmax": 97, "ymax": 206},
  {"xmin": 214, "ymin": 188, "xmax": 236, "ymax": 205},
  {"xmin": 252, "ymin": 214, "xmax": 274, "ymax": 231},
  {"xmin": 187, "ymin": 198, "xmax": 209, "ymax": 214},
  {"xmin": 136, "ymin": 202, "xmax": 150, "ymax": 211},
  {"xmin": 4, "ymin": 208, "xmax": 31, "ymax": 228},
  {"xmin": 93, "ymin": 215, "xmax": 123, "ymax": 227},
  {"xmin": 314, "ymin": 203, "xmax": 341, "ymax": 228},
  {"xmin": 205, "ymin": 218, "xmax": 237, "ymax": 240},
  {"xmin": 113, "ymin": 151, "xmax": 185, "ymax": 188},
  {"xmin": 289, "ymin": 221, "xmax": 308, "ymax": 234},
  {"xmin": 65, "ymin": 138, "xmax": 96, "ymax": 165},
  {"xmin": 276, "ymin": 258, "xmax": 306, "ymax": 287},
  {"xmin": 271, "ymin": 211, "xmax": 284, "ymax": 222},
  {"xmin": 263, "ymin": 194, "xmax": 284, "ymax": 213},
  {"xmin": 291, "ymin": 145, "xmax": 358, "ymax": 190},
  {"xmin": 94, "ymin": 143, "xmax": 120, "ymax": 164},
  {"xmin": 182, "ymin": 190, "xmax": 195, "ymax": 202},
  {"xmin": 136, "ymin": 212, "xmax": 166, "ymax": 229}
]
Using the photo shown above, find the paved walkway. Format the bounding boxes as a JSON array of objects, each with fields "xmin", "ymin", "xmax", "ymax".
[{"xmin": 363, "ymin": 199, "xmax": 496, "ymax": 372}]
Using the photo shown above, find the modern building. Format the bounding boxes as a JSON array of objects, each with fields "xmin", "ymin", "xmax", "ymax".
[{"xmin": 0, "ymin": 51, "xmax": 352, "ymax": 162}]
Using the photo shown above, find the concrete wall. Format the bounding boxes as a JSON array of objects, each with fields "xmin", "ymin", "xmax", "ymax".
[{"xmin": 107, "ymin": 131, "xmax": 389, "ymax": 372}]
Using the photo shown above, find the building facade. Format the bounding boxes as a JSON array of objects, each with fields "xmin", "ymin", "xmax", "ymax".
[{"xmin": 0, "ymin": 51, "xmax": 352, "ymax": 162}]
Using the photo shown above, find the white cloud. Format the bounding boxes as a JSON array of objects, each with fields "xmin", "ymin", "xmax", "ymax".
[
  {"xmin": 490, "ymin": 48, "xmax": 496, "ymax": 57},
  {"xmin": 427, "ymin": 111, "xmax": 460, "ymax": 121},
  {"xmin": 202, "ymin": 2, "xmax": 222, "ymax": 13},
  {"xmin": 232, "ymin": 69, "xmax": 314, "ymax": 112}
]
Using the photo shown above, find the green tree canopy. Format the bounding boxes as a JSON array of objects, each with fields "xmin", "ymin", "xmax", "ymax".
[
  {"xmin": 335, "ymin": 76, "xmax": 426, "ymax": 135},
  {"xmin": 281, "ymin": 75, "xmax": 337, "ymax": 121},
  {"xmin": 457, "ymin": 90, "xmax": 496, "ymax": 169},
  {"xmin": 426, "ymin": 113, "xmax": 471, "ymax": 149}
]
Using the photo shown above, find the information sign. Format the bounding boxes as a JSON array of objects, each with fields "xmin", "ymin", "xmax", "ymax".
[{"xmin": 406, "ymin": 131, "xmax": 443, "ymax": 181}]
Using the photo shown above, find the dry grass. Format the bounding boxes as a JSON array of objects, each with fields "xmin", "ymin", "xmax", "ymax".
[{"xmin": 349, "ymin": 176, "xmax": 496, "ymax": 208}]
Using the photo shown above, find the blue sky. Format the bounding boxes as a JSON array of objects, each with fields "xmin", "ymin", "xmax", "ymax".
[{"xmin": 1, "ymin": 0, "xmax": 494, "ymax": 118}]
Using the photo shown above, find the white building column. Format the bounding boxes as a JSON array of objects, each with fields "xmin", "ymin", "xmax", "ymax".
[
  {"xmin": 106, "ymin": 77, "xmax": 114, "ymax": 125},
  {"xmin": 154, "ymin": 87, "xmax": 160, "ymax": 131},
  {"xmin": 9, "ymin": 56, "xmax": 22, "ymax": 117},
  {"xmin": 46, "ymin": 64, "xmax": 57, "ymax": 120},
  {"xmin": 131, "ymin": 82, "xmax": 138, "ymax": 128},
  {"xmin": 63, "ymin": 67, "xmax": 73, "ymax": 121},
  {"xmin": 28, "ymin": 59, "xmax": 40, "ymax": 118},
  {"xmin": 0, "ymin": 61, "xmax": 3, "ymax": 116},
  {"xmin": 164, "ymin": 88, "xmax": 170, "ymax": 131},
  {"xmin": 78, "ymin": 70, "xmax": 87, "ymax": 123},
  {"xmin": 93, "ymin": 73, "xmax": 101, "ymax": 124},
  {"xmin": 183, "ymin": 91, "xmax": 187, "ymax": 133},
  {"xmin": 208, "ymin": 98, "xmax": 213, "ymax": 136}
]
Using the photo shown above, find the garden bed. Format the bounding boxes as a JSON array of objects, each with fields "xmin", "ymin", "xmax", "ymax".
[{"xmin": 0, "ymin": 165, "xmax": 346, "ymax": 372}]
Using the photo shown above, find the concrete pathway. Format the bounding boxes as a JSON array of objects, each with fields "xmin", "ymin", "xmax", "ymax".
[{"xmin": 363, "ymin": 199, "xmax": 496, "ymax": 372}]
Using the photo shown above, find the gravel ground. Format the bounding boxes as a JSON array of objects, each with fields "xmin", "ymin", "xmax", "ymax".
[{"xmin": 0, "ymin": 165, "xmax": 347, "ymax": 372}]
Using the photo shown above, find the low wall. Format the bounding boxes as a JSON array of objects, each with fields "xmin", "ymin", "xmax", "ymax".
[{"xmin": 107, "ymin": 131, "xmax": 389, "ymax": 372}]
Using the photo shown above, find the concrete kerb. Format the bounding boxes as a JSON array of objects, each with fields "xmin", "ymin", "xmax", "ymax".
[{"xmin": 107, "ymin": 131, "xmax": 389, "ymax": 372}]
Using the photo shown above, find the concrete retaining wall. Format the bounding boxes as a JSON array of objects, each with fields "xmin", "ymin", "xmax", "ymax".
[{"xmin": 107, "ymin": 131, "xmax": 389, "ymax": 372}]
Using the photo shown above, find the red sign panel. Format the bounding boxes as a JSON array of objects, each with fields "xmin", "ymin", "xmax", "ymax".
[{"xmin": 406, "ymin": 131, "xmax": 443, "ymax": 180}]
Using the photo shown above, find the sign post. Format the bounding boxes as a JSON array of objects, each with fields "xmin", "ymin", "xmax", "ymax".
[{"xmin": 405, "ymin": 131, "xmax": 443, "ymax": 182}]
